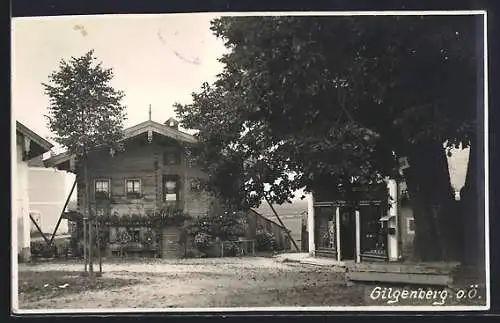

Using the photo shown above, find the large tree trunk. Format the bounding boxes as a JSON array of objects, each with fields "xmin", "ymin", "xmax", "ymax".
[
  {"xmin": 404, "ymin": 140, "xmax": 460, "ymax": 262},
  {"xmin": 459, "ymin": 140, "xmax": 486, "ymax": 284},
  {"xmin": 457, "ymin": 14, "xmax": 486, "ymax": 285}
]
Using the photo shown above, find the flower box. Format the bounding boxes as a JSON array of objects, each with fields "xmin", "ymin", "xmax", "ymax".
[
  {"xmin": 126, "ymin": 192, "xmax": 143, "ymax": 199},
  {"xmin": 95, "ymin": 191, "xmax": 110, "ymax": 201},
  {"xmin": 108, "ymin": 243, "xmax": 121, "ymax": 252}
]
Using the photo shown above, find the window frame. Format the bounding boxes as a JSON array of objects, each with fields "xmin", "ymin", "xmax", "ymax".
[
  {"xmin": 94, "ymin": 178, "xmax": 111, "ymax": 196},
  {"xmin": 163, "ymin": 150, "xmax": 180, "ymax": 165},
  {"xmin": 163, "ymin": 175, "xmax": 179, "ymax": 204},
  {"xmin": 407, "ymin": 217, "xmax": 415, "ymax": 234},
  {"xmin": 125, "ymin": 178, "xmax": 142, "ymax": 194}
]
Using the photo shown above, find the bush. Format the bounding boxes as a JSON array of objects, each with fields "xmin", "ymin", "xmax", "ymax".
[
  {"xmin": 30, "ymin": 241, "xmax": 57, "ymax": 258},
  {"xmin": 255, "ymin": 231, "xmax": 277, "ymax": 251},
  {"xmin": 222, "ymin": 241, "xmax": 241, "ymax": 256},
  {"xmin": 193, "ymin": 232, "xmax": 214, "ymax": 251},
  {"xmin": 68, "ymin": 236, "xmax": 83, "ymax": 258}
]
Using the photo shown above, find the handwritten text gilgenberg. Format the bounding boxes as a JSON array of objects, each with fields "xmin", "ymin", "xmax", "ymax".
[{"xmin": 369, "ymin": 286, "xmax": 449, "ymax": 305}]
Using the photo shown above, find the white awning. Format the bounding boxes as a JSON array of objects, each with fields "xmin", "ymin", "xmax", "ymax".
[{"xmin": 379, "ymin": 214, "xmax": 396, "ymax": 222}]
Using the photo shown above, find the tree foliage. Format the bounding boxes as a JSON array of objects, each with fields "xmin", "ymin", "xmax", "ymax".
[
  {"xmin": 43, "ymin": 49, "xmax": 127, "ymax": 156},
  {"xmin": 175, "ymin": 15, "xmax": 480, "ymax": 211}
]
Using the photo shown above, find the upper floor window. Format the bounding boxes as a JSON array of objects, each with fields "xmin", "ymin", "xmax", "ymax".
[
  {"xmin": 407, "ymin": 217, "xmax": 415, "ymax": 234},
  {"xmin": 164, "ymin": 175, "xmax": 179, "ymax": 204},
  {"xmin": 126, "ymin": 179, "xmax": 141, "ymax": 193},
  {"xmin": 163, "ymin": 151, "xmax": 180, "ymax": 165},
  {"xmin": 95, "ymin": 179, "xmax": 110, "ymax": 194}
]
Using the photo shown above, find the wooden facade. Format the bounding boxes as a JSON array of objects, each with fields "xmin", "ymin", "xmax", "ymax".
[{"xmin": 45, "ymin": 119, "xmax": 219, "ymax": 258}]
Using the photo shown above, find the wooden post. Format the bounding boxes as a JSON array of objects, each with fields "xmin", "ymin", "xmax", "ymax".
[
  {"xmin": 84, "ymin": 154, "xmax": 94, "ymax": 275},
  {"xmin": 264, "ymin": 196, "xmax": 300, "ymax": 252},
  {"xmin": 307, "ymin": 193, "xmax": 315, "ymax": 256},
  {"xmin": 355, "ymin": 209, "xmax": 361, "ymax": 263},
  {"xmin": 29, "ymin": 213, "xmax": 51, "ymax": 246},
  {"xmin": 96, "ymin": 219, "xmax": 102, "ymax": 274},
  {"xmin": 336, "ymin": 206, "xmax": 341, "ymax": 262},
  {"xmin": 387, "ymin": 179, "xmax": 399, "ymax": 261},
  {"xmin": 83, "ymin": 216, "xmax": 88, "ymax": 273}
]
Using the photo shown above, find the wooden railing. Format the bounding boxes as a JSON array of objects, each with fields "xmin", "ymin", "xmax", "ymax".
[{"xmin": 245, "ymin": 209, "xmax": 292, "ymax": 251}]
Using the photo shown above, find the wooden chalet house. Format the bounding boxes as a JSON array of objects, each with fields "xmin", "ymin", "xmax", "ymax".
[{"xmin": 44, "ymin": 117, "xmax": 220, "ymax": 258}]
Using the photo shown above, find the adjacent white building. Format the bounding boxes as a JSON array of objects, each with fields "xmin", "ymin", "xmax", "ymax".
[
  {"xmin": 28, "ymin": 166, "xmax": 75, "ymax": 235},
  {"xmin": 14, "ymin": 121, "xmax": 53, "ymax": 262}
]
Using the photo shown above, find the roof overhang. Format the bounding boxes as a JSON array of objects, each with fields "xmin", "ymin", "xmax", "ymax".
[
  {"xmin": 43, "ymin": 120, "xmax": 198, "ymax": 171},
  {"xmin": 124, "ymin": 120, "xmax": 197, "ymax": 144},
  {"xmin": 16, "ymin": 121, "xmax": 53, "ymax": 161}
]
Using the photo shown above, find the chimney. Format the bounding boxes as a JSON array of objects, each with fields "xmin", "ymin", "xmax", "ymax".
[{"xmin": 164, "ymin": 117, "xmax": 179, "ymax": 130}]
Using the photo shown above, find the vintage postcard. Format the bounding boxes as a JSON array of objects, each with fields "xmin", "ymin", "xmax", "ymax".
[{"xmin": 11, "ymin": 10, "xmax": 489, "ymax": 314}]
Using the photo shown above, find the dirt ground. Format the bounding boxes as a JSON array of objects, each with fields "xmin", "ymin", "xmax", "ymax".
[{"xmin": 17, "ymin": 257, "xmax": 366, "ymax": 310}]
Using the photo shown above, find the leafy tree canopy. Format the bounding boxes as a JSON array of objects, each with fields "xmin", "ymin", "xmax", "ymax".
[
  {"xmin": 43, "ymin": 49, "xmax": 127, "ymax": 156},
  {"xmin": 174, "ymin": 15, "xmax": 480, "ymax": 209}
]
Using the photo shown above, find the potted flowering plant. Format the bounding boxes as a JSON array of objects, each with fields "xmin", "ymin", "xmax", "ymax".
[
  {"xmin": 142, "ymin": 230, "xmax": 155, "ymax": 249},
  {"xmin": 121, "ymin": 214, "xmax": 131, "ymax": 225},
  {"xmin": 116, "ymin": 230, "xmax": 131, "ymax": 257},
  {"xmin": 126, "ymin": 191, "xmax": 142, "ymax": 199},
  {"xmin": 110, "ymin": 212, "xmax": 120, "ymax": 225},
  {"xmin": 159, "ymin": 206, "xmax": 191, "ymax": 227}
]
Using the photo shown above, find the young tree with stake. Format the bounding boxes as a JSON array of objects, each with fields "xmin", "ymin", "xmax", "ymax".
[{"xmin": 43, "ymin": 50, "xmax": 127, "ymax": 276}]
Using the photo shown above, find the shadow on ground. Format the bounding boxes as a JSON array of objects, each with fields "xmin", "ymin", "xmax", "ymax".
[{"xmin": 18, "ymin": 271, "xmax": 141, "ymax": 305}]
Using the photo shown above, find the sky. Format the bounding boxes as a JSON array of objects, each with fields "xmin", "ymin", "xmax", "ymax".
[{"xmin": 12, "ymin": 13, "xmax": 228, "ymax": 154}]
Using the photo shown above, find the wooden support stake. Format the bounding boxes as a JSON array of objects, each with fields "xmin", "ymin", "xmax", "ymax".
[
  {"xmin": 29, "ymin": 213, "xmax": 51, "ymax": 246},
  {"xmin": 96, "ymin": 219, "xmax": 102, "ymax": 274},
  {"xmin": 264, "ymin": 196, "xmax": 300, "ymax": 252},
  {"xmin": 49, "ymin": 178, "xmax": 77, "ymax": 246}
]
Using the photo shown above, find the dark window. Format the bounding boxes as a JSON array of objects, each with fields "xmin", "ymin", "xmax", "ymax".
[
  {"xmin": 126, "ymin": 179, "xmax": 141, "ymax": 193},
  {"xmin": 407, "ymin": 218, "xmax": 415, "ymax": 233},
  {"xmin": 95, "ymin": 179, "xmax": 110, "ymax": 193},
  {"xmin": 164, "ymin": 175, "xmax": 179, "ymax": 205},
  {"xmin": 163, "ymin": 151, "xmax": 180, "ymax": 165},
  {"xmin": 130, "ymin": 229, "xmax": 141, "ymax": 242},
  {"xmin": 314, "ymin": 206, "xmax": 336, "ymax": 250},
  {"xmin": 359, "ymin": 205, "xmax": 387, "ymax": 257}
]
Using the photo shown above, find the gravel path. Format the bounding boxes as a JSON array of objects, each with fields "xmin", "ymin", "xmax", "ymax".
[{"xmin": 17, "ymin": 257, "xmax": 366, "ymax": 310}]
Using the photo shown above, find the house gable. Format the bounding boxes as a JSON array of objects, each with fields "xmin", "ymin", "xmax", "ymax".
[
  {"xmin": 44, "ymin": 119, "xmax": 197, "ymax": 172},
  {"xmin": 16, "ymin": 121, "xmax": 53, "ymax": 161}
]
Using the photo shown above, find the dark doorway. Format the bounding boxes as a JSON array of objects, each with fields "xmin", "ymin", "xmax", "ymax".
[{"xmin": 339, "ymin": 207, "xmax": 356, "ymax": 260}]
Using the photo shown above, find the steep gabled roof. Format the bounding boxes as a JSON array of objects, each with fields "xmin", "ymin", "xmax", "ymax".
[
  {"xmin": 16, "ymin": 121, "xmax": 53, "ymax": 160},
  {"xmin": 43, "ymin": 119, "xmax": 197, "ymax": 169}
]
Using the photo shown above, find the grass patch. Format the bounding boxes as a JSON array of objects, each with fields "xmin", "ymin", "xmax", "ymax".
[{"xmin": 18, "ymin": 270, "xmax": 141, "ymax": 303}]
